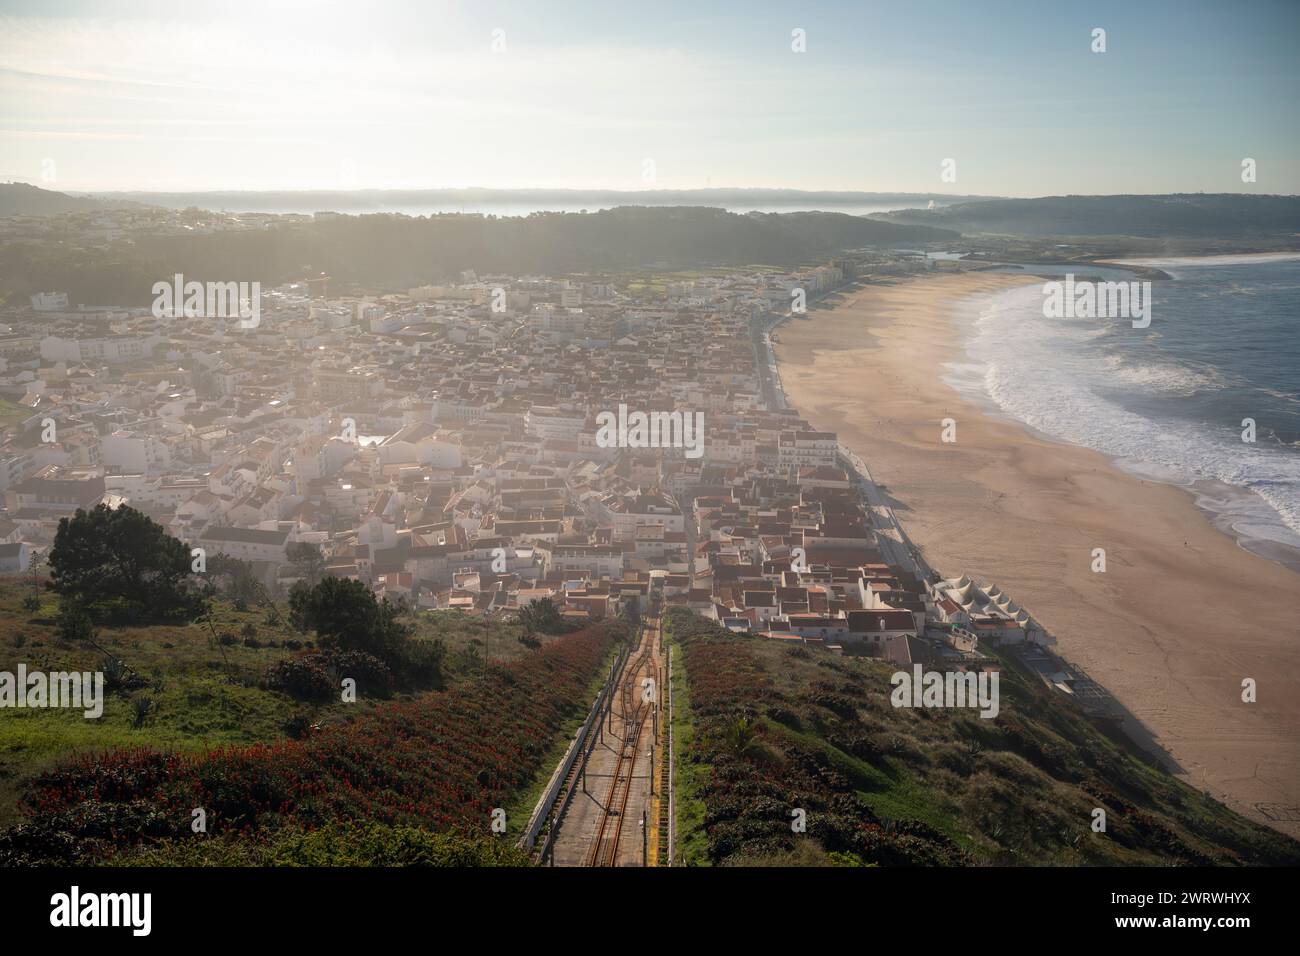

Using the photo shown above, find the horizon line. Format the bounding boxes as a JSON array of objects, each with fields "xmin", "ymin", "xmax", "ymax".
[{"xmin": 8, "ymin": 181, "xmax": 1297, "ymax": 201}]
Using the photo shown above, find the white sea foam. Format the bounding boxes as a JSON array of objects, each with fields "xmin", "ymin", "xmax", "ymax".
[
  {"xmin": 960, "ymin": 285, "xmax": 1300, "ymax": 552},
  {"xmin": 1099, "ymin": 354, "xmax": 1225, "ymax": 396},
  {"xmin": 1110, "ymin": 252, "xmax": 1300, "ymax": 269}
]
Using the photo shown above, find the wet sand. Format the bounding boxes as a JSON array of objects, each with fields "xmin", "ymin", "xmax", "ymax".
[{"xmin": 774, "ymin": 271, "xmax": 1300, "ymax": 838}]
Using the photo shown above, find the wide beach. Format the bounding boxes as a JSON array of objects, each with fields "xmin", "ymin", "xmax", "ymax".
[{"xmin": 774, "ymin": 271, "xmax": 1300, "ymax": 838}]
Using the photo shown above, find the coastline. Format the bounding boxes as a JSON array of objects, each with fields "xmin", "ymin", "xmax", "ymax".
[
  {"xmin": 936, "ymin": 272, "xmax": 1300, "ymax": 576},
  {"xmin": 774, "ymin": 272, "xmax": 1300, "ymax": 838}
]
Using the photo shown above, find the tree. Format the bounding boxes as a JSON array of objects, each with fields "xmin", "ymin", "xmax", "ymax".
[
  {"xmin": 47, "ymin": 504, "xmax": 203, "ymax": 623},
  {"xmin": 514, "ymin": 597, "xmax": 570, "ymax": 635},
  {"xmin": 288, "ymin": 577, "xmax": 410, "ymax": 660},
  {"xmin": 206, "ymin": 553, "xmax": 260, "ymax": 604},
  {"xmin": 55, "ymin": 598, "xmax": 95, "ymax": 644},
  {"xmin": 286, "ymin": 541, "xmax": 325, "ymax": 586},
  {"xmin": 618, "ymin": 602, "xmax": 641, "ymax": 629}
]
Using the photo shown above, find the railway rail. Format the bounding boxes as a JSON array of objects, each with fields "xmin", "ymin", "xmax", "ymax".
[{"xmin": 584, "ymin": 621, "xmax": 657, "ymax": 866}]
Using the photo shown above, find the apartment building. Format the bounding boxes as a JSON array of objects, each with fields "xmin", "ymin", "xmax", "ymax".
[{"xmin": 196, "ymin": 525, "xmax": 293, "ymax": 565}]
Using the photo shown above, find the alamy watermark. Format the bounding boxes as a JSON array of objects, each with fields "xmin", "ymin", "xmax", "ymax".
[
  {"xmin": 50, "ymin": 886, "xmax": 150, "ymax": 936},
  {"xmin": 1042, "ymin": 274, "xmax": 1151, "ymax": 328},
  {"xmin": 594, "ymin": 403, "xmax": 704, "ymax": 459},
  {"xmin": 1, "ymin": 665, "xmax": 104, "ymax": 718},
  {"xmin": 890, "ymin": 664, "xmax": 999, "ymax": 718},
  {"xmin": 152, "ymin": 273, "xmax": 261, "ymax": 328}
]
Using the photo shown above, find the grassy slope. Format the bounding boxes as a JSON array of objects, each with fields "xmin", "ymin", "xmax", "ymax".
[
  {"xmin": 0, "ymin": 567, "xmax": 624, "ymax": 865},
  {"xmin": 667, "ymin": 637, "xmax": 710, "ymax": 866},
  {"xmin": 91, "ymin": 623, "xmax": 619, "ymax": 866},
  {"xmin": 116, "ymin": 820, "xmax": 535, "ymax": 867},
  {"xmin": 0, "ymin": 575, "xmax": 567, "ymax": 830},
  {"xmin": 664, "ymin": 607, "xmax": 1300, "ymax": 867}
]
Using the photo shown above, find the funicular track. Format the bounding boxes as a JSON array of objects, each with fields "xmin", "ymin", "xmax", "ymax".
[
  {"xmin": 535, "ymin": 616, "xmax": 661, "ymax": 867},
  {"xmin": 583, "ymin": 625, "xmax": 655, "ymax": 866}
]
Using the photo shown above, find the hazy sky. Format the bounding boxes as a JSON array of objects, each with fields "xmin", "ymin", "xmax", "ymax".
[{"xmin": 1, "ymin": 0, "xmax": 1297, "ymax": 195}]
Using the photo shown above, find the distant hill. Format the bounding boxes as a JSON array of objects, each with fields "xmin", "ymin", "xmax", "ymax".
[
  {"xmin": 871, "ymin": 194, "xmax": 1300, "ymax": 237},
  {"xmin": 91, "ymin": 187, "xmax": 1000, "ymax": 215},
  {"xmin": 0, "ymin": 182, "xmax": 120, "ymax": 218},
  {"xmin": 1, "ymin": 205, "xmax": 959, "ymax": 304}
]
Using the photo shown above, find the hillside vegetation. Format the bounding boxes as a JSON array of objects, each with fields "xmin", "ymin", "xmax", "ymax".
[
  {"xmin": 665, "ymin": 608, "xmax": 1299, "ymax": 867},
  {"xmin": 0, "ymin": 567, "xmax": 598, "ymax": 858},
  {"xmin": 1, "ymin": 204, "xmax": 957, "ymax": 305},
  {"xmin": 0, "ymin": 615, "xmax": 621, "ymax": 865},
  {"xmin": 871, "ymin": 193, "xmax": 1300, "ymax": 238}
]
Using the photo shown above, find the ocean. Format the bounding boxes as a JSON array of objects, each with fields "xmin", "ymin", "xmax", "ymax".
[{"xmin": 947, "ymin": 254, "xmax": 1300, "ymax": 570}]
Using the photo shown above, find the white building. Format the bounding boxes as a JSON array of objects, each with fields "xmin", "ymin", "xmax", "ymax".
[
  {"xmin": 102, "ymin": 429, "xmax": 173, "ymax": 475},
  {"xmin": 778, "ymin": 430, "xmax": 839, "ymax": 471},
  {"xmin": 30, "ymin": 292, "xmax": 69, "ymax": 312},
  {"xmin": 525, "ymin": 406, "xmax": 587, "ymax": 441},
  {"xmin": 593, "ymin": 490, "xmax": 684, "ymax": 542},
  {"xmin": 846, "ymin": 609, "xmax": 918, "ymax": 646},
  {"xmin": 40, "ymin": 334, "xmax": 150, "ymax": 365},
  {"xmin": 196, "ymin": 526, "xmax": 292, "ymax": 565},
  {"xmin": 377, "ymin": 422, "xmax": 463, "ymax": 470},
  {"xmin": 538, "ymin": 541, "xmax": 626, "ymax": 579}
]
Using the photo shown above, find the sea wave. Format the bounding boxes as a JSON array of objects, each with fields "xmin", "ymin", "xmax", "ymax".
[
  {"xmin": 961, "ymin": 284, "xmax": 1300, "ymax": 549},
  {"xmin": 1099, "ymin": 354, "xmax": 1226, "ymax": 396},
  {"xmin": 1110, "ymin": 252, "xmax": 1300, "ymax": 268}
]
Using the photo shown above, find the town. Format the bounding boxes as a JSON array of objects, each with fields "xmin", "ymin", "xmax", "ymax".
[
  {"xmin": 3, "ymin": 0, "xmax": 1297, "ymax": 919},
  {"xmin": 0, "ymin": 203, "xmax": 1104, "ymax": 705}
]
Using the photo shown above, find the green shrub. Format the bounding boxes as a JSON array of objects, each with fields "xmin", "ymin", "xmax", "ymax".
[
  {"xmin": 55, "ymin": 599, "xmax": 95, "ymax": 644},
  {"xmin": 102, "ymin": 656, "xmax": 146, "ymax": 693},
  {"xmin": 264, "ymin": 655, "xmax": 334, "ymax": 701},
  {"xmin": 282, "ymin": 712, "xmax": 316, "ymax": 740},
  {"xmin": 391, "ymin": 639, "xmax": 447, "ymax": 690},
  {"xmin": 130, "ymin": 695, "xmax": 154, "ymax": 728},
  {"xmin": 322, "ymin": 649, "xmax": 393, "ymax": 698}
]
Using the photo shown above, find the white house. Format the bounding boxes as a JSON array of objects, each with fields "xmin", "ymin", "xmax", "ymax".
[
  {"xmin": 846, "ymin": 608, "xmax": 918, "ymax": 646},
  {"xmin": 196, "ymin": 526, "xmax": 292, "ymax": 565},
  {"xmin": 377, "ymin": 422, "xmax": 463, "ymax": 470},
  {"xmin": 0, "ymin": 541, "xmax": 31, "ymax": 572}
]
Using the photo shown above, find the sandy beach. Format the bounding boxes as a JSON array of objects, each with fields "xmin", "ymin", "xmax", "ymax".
[{"xmin": 774, "ymin": 272, "xmax": 1300, "ymax": 838}]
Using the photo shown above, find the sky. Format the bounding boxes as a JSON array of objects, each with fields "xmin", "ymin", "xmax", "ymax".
[{"xmin": 1, "ymin": 0, "xmax": 1297, "ymax": 196}]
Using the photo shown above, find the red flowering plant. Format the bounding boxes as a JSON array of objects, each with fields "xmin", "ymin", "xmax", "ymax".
[{"xmin": 1, "ymin": 623, "xmax": 619, "ymax": 865}]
